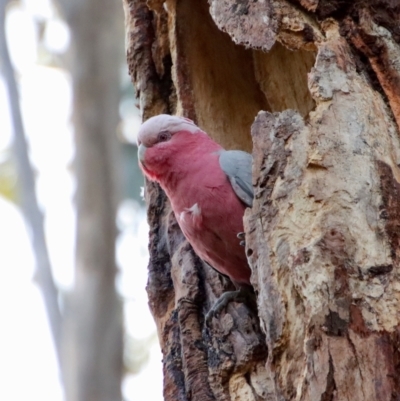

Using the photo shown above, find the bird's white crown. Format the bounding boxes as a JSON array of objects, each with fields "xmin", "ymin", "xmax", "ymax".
[{"xmin": 138, "ymin": 114, "xmax": 200, "ymax": 145}]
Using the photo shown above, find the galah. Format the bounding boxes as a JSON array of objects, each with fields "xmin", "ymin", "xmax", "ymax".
[{"xmin": 137, "ymin": 114, "xmax": 254, "ymax": 317}]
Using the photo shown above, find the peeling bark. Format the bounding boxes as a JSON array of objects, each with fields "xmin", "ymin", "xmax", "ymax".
[
  {"xmin": 245, "ymin": 17, "xmax": 400, "ymax": 401},
  {"xmin": 123, "ymin": 0, "xmax": 400, "ymax": 399},
  {"xmin": 144, "ymin": 180, "xmax": 267, "ymax": 401}
]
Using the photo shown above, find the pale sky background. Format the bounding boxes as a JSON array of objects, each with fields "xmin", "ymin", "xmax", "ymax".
[{"xmin": 0, "ymin": 1, "xmax": 163, "ymax": 400}]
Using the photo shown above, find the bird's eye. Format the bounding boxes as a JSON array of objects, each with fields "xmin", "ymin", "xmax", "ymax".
[{"xmin": 158, "ymin": 131, "xmax": 171, "ymax": 142}]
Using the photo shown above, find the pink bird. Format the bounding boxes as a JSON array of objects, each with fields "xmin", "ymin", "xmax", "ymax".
[{"xmin": 137, "ymin": 114, "xmax": 253, "ymax": 318}]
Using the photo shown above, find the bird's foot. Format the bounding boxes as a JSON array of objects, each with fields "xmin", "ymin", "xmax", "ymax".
[
  {"xmin": 237, "ymin": 231, "xmax": 246, "ymax": 247},
  {"xmin": 205, "ymin": 286, "xmax": 253, "ymax": 325}
]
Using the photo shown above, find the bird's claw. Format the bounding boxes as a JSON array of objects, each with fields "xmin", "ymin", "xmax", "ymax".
[
  {"xmin": 205, "ymin": 287, "xmax": 252, "ymax": 325},
  {"xmin": 237, "ymin": 232, "xmax": 246, "ymax": 247}
]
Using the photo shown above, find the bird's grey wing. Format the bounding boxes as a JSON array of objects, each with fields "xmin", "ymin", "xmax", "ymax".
[{"xmin": 219, "ymin": 150, "xmax": 253, "ymax": 207}]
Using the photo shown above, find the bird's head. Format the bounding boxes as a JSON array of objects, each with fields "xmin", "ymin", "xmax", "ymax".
[{"xmin": 137, "ymin": 114, "xmax": 204, "ymax": 181}]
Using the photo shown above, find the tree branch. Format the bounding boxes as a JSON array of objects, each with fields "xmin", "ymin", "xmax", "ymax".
[{"xmin": 0, "ymin": 0, "xmax": 62, "ymax": 365}]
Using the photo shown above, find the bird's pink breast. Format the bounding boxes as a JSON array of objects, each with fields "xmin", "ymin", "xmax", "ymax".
[
  {"xmin": 159, "ymin": 135, "xmax": 251, "ymax": 285},
  {"xmin": 176, "ymin": 193, "xmax": 251, "ymax": 285}
]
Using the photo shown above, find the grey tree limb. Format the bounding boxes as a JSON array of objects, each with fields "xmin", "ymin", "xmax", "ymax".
[
  {"xmin": 0, "ymin": 0, "xmax": 62, "ymax": 366},
  {"xmin": 57, "ymin": 0, "xmax": 124, "ymax": 399}
]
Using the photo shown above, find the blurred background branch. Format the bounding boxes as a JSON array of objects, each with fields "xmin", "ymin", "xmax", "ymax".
[
  {"xmin": 0, "ymin": 0, "xmax": 161, "ymax": 399},
  {"xmin": 0, "ymin": 0, "xmax": 62, "ymax": 365},
  {"xmin": 57, "ymin": 0, "xmax": 124, "ymax": 399}
]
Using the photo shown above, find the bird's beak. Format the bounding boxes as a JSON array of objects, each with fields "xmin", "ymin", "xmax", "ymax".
[{"xmin": 138, "ymin": 143, "xmax": 147, "ymax": 164}]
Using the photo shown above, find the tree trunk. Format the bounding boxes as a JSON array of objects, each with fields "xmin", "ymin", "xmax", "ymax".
[
  {"xmin": 58, "ymin": 0, "xmax": 124, "ymax": 400},
  {"xmin": 123, "ymin": 0, "xmax": 400, "ymax": 400}
]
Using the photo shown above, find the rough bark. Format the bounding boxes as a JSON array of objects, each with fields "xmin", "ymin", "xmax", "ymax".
[{"xmin": 123, "ymin": 0, "xmax": 400, "ymax": 400}]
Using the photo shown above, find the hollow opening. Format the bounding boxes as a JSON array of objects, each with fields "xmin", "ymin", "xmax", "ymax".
[{"xmin": 172, "ymin": 0, "xmax": 316, "ymax": 151}]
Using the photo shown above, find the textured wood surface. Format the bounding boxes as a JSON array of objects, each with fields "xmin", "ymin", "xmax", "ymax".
[{"xmin": 123, "ymin": 0, "xmax": 400, "ymax": 399}]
